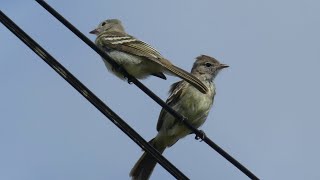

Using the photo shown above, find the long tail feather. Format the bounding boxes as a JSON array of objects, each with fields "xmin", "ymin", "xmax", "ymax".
[{"xmin": 130, "ymin": 139, "xmax": 166, "ymax": 180}]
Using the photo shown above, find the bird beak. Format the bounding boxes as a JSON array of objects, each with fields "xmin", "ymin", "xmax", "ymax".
[
  {"xmin": 89, "ymin": 28, "xmax": 100, "ymax": 34},
  {"xmin": 218, "ymin": 64, "xmax": 229, "ymax": 69}
]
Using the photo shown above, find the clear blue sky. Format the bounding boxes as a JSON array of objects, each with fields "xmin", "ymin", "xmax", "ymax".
[{"xmin": 1, "ymin": 0, "xmax": 320, "ymax": 179}]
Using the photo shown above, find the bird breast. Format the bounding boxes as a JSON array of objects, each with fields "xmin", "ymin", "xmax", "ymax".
[{"xmin": 174, "ymin": 83, "xmax": 214, "ymax": 123}]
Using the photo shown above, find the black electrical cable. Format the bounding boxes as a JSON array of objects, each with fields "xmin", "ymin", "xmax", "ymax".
[
  {"xmin": 0, "ymin": 10, "xmax": 189, "ymax": 180},
  {"xmin": 33, "ymin": 1, "xmax": 260, "ymax": 179},
  {"xmin": 7, "ymin": 1, "xmax": 260, "ymax": 178}
]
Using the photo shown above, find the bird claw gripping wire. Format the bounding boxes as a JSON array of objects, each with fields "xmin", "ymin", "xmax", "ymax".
[
  {"xmin": 127, "ymin": 77, "xmax": 133, "ymax": 84},
  {"xmin": 180, "ymin": 116, "xmax": 187, "ymax": 123},
  {"xmin": 112, "ymin": 65, "xmax": 132, "ymax": 84},
  {"xmin": 195, "ymin": 130, "xmax": 206, "ymax": 142}
]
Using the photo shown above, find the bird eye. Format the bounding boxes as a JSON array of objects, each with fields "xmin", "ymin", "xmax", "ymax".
[
  {"xmin": 101, "ymin": 22, "xmax": 106, "ymax": 26},
  {"xmin": 205, "ymin": 62, "xmax": 212, "ymax": 67}
]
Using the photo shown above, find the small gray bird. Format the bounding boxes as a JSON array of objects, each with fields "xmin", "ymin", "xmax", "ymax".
[
  {"xmin": 90, "ymin": 19, "xmax": 208, "ymax": 94},
  {"xmin": 129, "ymin": 55, "xmax": 229, "ymax": 180}
]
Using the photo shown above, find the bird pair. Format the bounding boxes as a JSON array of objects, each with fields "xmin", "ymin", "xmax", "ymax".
[{"xmin": 90, "ymin": 19, "xmax": 228, "ymax": 180}]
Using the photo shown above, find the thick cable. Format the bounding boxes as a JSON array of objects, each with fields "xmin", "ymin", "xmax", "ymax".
[
  {"xmin": 0, "ymin": 10, "xmax": 189, "ymax": 180},
  {"xmin": 17, "ymin": 1, "xmax": 259, "ymax": 178}
]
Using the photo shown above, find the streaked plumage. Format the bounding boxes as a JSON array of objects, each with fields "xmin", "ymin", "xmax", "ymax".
[
  {"xmin": 90, "ymin": 19, "xmax": 208, "ymax": 94},
  {"xmin": 130, "ymin": 55, "xmax": 229, "ymax": 180}
]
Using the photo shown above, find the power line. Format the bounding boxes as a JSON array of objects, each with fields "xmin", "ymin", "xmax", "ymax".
[
  {"xmin": 0, "ymin": 10, "xmax": 189, "ymax": 180},
  {"xmin": 33, "ymin": 1, "xmax": 260, "ymax": 179},
  {"xmin": 4, "ymin": 0, "xmax": 260, "ymax": 178}
]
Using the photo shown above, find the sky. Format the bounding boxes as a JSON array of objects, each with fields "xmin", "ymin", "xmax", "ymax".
[{"xmin": 1, "ymin": 0, "xmax": 320, "ymax": 179}]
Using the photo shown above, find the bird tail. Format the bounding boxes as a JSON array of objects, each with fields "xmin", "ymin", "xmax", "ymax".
[
  {"xmin": 129, "ymin": 138, "xmax": 166, "ymax": 180},
  {"xmin": 163, "ymin": 63, "xmax": 208, "ymax": 94},
  {"xmin": 151, "ymin": 72, "xmax": 167, "ymax": 80}
]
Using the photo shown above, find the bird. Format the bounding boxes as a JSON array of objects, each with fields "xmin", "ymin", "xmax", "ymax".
[
  {"xmin": 90, "ymin": 19, "xmax": 208, "ymax": 94},
  {"xmin": 129, "ymin": 55, "xmax": 229, "ymax": 179}
]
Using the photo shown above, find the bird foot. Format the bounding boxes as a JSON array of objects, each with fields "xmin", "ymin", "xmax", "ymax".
[
  {"xmin": 195, "ymin": 130, "xmax": 206, "ymax": 141},
  {"xmin": 127, "ymin": 77, "xmax": 133, "ymax": 84},
  {"xmin": 112, "ymin": 66, "xmax": 132, "ymax": 84}
]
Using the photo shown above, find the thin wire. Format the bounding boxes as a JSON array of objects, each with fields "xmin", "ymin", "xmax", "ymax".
[
  {"xmin": 3, "ymin": 1, "xmax": 259, "ymax": 179},
  {"xmin": 0, "ymin": 10, "xmax": 189, "ymax": 180},
  {"xmin": 33, "ymin": 1, "xmax": 259, "ymax": 179},
  {"xmin": 33, "ymin": 1, "xmax": 260, "ymax": 179}
]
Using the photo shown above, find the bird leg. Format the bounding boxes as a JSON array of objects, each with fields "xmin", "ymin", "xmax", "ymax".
[{"xmin": 195, "ymin": 130, "xmax": 206, "ymax": 142}]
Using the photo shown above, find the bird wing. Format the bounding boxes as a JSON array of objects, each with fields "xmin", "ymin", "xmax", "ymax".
[
  {"xmin": 97, "ymin": 31, "xmax": 165, "ymax": 62},
  {"xmin": 96, "ymin": 31, "xmax": 208, "ymax": 94},
  {"xmin": 156, "ymin": 81, "xmax": 188, "ymax": 131}
]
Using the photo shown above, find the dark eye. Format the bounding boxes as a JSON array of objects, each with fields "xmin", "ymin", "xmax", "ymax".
[
  {"xmin": 101, "ymin": 22, "xmax": 106, "ymax": 26},
  {"xmin": 205, "ymin": 62, "xmax": 212, "ymax": 67}
]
